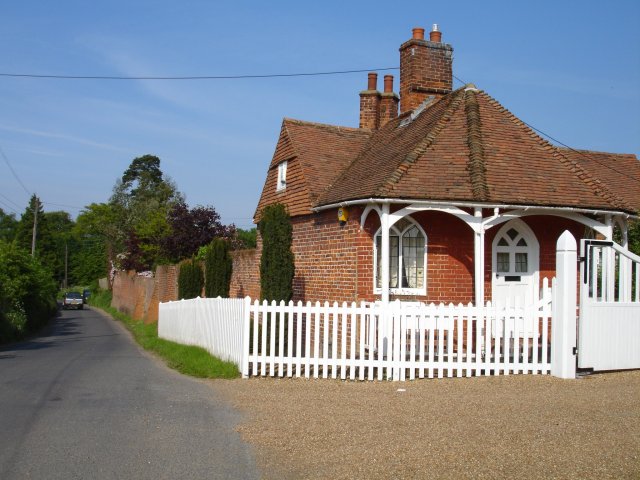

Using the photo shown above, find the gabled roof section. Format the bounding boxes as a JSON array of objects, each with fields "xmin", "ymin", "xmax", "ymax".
[
  {"xmin": 317, "ymin": 87, "xmax": 638, "ymax": 214},
  {"xmin": 283, "ymin": 119, "xmax": 372, "ymax": 205},
  {"xmin": 254, "ymin": 118, "xmax": 371, "ymax": 220}
]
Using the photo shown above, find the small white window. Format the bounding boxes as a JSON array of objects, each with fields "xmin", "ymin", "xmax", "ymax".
[{"xmin": 276, "ymin": 161, "xmax": 287, "ymax": 191}]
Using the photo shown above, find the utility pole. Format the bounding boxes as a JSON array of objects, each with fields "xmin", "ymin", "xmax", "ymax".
[
  {"xmin": 31, "ymin": 196, "xmax": 38, "ymax": 256},
  {"xmin": 64, "ymin": 241, "xmax": 68, "ymax": 289}
]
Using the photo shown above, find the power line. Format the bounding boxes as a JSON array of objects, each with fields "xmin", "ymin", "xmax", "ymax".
[
  {"xmin": 0, "ymin": 145, "xmax": 32, "ymax": 196},
  {"xmin": 0, "ymin": 191, "xmax": 23, "ymax": 210},
  {"xmin": 0, "ymin": 67, "xmax": 400, "ymax": 81},
  {"xmin": 0, "ymin": 198, "xmax": 18, "ymax": 214}
]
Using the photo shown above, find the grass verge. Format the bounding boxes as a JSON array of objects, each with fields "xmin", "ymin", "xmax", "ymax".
[{"xmin": 89, "ymin": 290, "xmax": 239, "ymax": 379}]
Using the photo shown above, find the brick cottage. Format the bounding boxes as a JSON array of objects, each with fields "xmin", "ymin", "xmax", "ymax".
[{"xmin": 247, "ymin": 25, "xmax": 639, "ymax": 308}]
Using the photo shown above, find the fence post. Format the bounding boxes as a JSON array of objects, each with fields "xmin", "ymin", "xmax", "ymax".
[
  {"xmin": 551, "ymin": 230, "xmax": 577, "ymax": 379},
  {"xmin": 241, "ymin": 296, "xmax": 251, "ymax": 378}
]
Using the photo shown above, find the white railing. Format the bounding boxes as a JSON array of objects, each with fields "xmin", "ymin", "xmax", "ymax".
[
  {"xmin": 159, "ymin": 297, "xmax": 245, "ymax": 367},
  {"xmin": 579, "ymin": 239, "xmax": 640, "ymax": 371},
  {"xmin": 242, "ymin": 279, "xmax": 554, "ymax": 381}
]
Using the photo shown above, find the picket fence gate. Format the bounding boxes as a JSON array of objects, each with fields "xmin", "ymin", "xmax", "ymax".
[{"xmin": 578, "ymin": 239, "xmax": 640, "ymax": 371}]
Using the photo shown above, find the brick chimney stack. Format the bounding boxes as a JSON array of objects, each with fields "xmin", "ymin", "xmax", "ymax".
[
  {"xmin": 359, "ymin": 72, "xmax": 381, "ymax": 129},
  {"xmin": 379, "ymin": 75, "xmax": 399, "ymax": 126},
  {"xmin": 399, "ymin": 24, "xmax": 453, "ymax": 114}
]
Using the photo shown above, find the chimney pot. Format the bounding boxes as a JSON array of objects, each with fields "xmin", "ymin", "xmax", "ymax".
[
  {"xmin": 383, "ymin": 75, "xmax": 394, "ymax": 93},
  {"xmin": 412, "ymin": 27, "xmax": 425, "ymax": 40},
  {"xmin": 430, "ymin": 24, "xmax": 442, "ymax": 42},
  {"xmin": 367, "ymin": 72, "xmax": 378, "ymax": 91}
]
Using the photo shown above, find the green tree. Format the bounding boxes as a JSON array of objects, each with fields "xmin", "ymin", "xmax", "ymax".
[
  {"xmin": 204, "ymin": 238, "xmax": 232, "ymax": 298},
  {"xmin": 43, "ymin": 210, "xmax": 74, "ymax": 286},
  {"xmin": 0, "ymin": 240, "xmax": 57, "ymax": 341},
  {"xmin": 628, "ymin": 219, "xmax": 639, "ymax": 255},
  {"xmin": 72, "ymin": 203, "xmax": 119, "ymax": 283},
  {"xmin": 235, "ymin": 228, "xmax": 257, "ymax": 249},
  {"xmin": 14, "ymin": 195, "xmax": 60, "ymax": 280},
  {"xmin": 178, "ymin": 258, "xmax": 204, "ymax": 300},
  {"xmin": 110, "ymin": 155, "xmax": 183, "ymax": 270},
  {"xmin": 258, "ymin": 204, "xmax": 294, "ymax": 302},
  {"xmin": 0, "ymin": 208, "xmax": 18, "ymax": 242}
]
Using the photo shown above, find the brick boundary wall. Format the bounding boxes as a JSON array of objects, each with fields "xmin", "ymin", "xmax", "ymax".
[{"xmin": 111, "ymin": 250, "xmax": 260, "ymax": 324}]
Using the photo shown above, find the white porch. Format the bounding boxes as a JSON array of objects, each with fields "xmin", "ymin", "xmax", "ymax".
[{"xmin": 355, "ymin": 199, "xmax": 632, "ymax": 307}]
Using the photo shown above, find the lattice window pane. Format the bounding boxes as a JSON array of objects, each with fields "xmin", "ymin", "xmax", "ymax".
[
  {"xmin": 515, "ymin": 252, "xmax": 528, "ymax": 272},
  {"xmin": 497, "ymin": 252, "xmax": 510, "ymax": 273},
  {"xmin": 376, "ymin": 235, "xmax": 400, "ymax": 288},
  {"xmin": 402, "ymin": 227, "xmax": 425, "ymax": 288}
]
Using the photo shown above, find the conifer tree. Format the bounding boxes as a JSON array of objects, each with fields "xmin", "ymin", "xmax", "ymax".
[
  {"xmin": 204, "ymin": 238, "xmax": 232, "ymax": 298},
  {"xmin": 258, "ymin": 204, "xmax": 294, "ymax": 302},
  {"xmin": 177, "ymin": 258, "xmax": 203, "ymax": 299}
]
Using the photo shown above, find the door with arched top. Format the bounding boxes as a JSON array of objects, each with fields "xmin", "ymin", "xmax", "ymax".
[{"xmin": 491, "ymin": 219, "xmax": 540, "ymax": 308}]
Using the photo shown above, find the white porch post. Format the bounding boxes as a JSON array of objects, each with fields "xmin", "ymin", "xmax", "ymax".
[
  {"xmin": 381, "ymin": 203, "xmax": 390, "ymax": 305},
  {"xmin": 603, "ymin": 215, "xmax": 615, "ymax": 301},
  {"xmin": 473, "ymin": 208, "xmax": 485, "ymax": 306},
  {"xmin": 551, "ymin": 230, "xmax": 577, "ymax": 379}
]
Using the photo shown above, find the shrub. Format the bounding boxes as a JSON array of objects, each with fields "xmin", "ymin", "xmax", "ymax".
[
  {"xmin": 258, "ymin": 204, "xmax": 294, "ymax": 302},
  {"xmin": 178, "ymin": 258, "xmax": 203, "ymax": 299},
  {"xmin": 204, "ymin": 238, "xmax": 232, "ymax": 298},
  {"xmin": 0, "ymin": 240, "xmax": 57, "ymax": 342}
]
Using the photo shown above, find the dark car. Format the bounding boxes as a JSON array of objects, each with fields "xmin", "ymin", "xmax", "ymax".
[
  {"xmin": 82, "ymin": 289, "xmax": 91, "ymax": 304},
  {"xmin": 63, "ymin": 292, "xmax": 84, "ymax": 310}
]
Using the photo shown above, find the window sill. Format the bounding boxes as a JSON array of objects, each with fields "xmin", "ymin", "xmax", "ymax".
[{"xmin": 374, "ymin": 288, "xmax": 426, "ymax": 296}]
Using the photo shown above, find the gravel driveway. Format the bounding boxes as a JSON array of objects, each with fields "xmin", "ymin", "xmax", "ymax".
[{"xmin": 213, "ymin": 371, "xmax": 639, "ymax": 479}]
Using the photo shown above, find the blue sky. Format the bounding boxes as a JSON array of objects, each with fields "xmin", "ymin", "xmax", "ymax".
[{"xmin": 1, "ymin": 1, "xmax": 638, "ymax": 229}]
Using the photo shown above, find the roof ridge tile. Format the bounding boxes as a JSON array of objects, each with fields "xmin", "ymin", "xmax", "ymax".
[{"xmin": 464, "ymin": 89, "xmax": 489, "ymax": 201}]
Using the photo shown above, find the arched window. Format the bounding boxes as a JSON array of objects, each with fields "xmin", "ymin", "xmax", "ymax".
[
  {"xmin": 494, "ymin": 226, "xmax": 531, "ymax": 274},
  {"xmin": 374, "ymin": 218, "xmax": 427, "ymax": 294}
]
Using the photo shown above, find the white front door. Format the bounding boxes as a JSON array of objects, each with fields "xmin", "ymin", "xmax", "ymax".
[{"xmin": 492, "ymin": 219, "xmax": 539, "ymax": 308}]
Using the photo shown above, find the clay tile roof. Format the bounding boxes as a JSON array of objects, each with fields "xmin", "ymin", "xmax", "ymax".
[
  {"xmin": 282, "ymin": 119, "xmax": 372, "ymax": 205},
  {"xmin": 556, "ymin": 148, "xmax": 640, "ymax": 213},
  {"xmin": 315, "ymin": 87, "xmax": 639, "ymax": 215},
  {"xmin": 254, "ymin": 118, "xmax": 371, "ymax": 220}
]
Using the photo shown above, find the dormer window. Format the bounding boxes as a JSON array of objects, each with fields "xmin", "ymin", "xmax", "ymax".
[{"xmin": 276, "ymin": 160, "xmax": 287, "ymax": 191}]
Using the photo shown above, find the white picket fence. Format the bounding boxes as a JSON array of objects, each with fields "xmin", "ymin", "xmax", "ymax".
[
  {"xmin": 243, "ymin": 280, "xmax": 553, "ymax": 380},
  {"xmin": 158, "ymin": 280, "xmax": 554, "ymax": 381},
  {"xmin": 158, "ymin": 296, "xmax": 245, "ymax": 367}
]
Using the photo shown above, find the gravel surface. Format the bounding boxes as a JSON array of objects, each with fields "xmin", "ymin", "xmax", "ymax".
[{"xmin": 213, "ymin": 371, "xmax": 640, "ymax": 479}]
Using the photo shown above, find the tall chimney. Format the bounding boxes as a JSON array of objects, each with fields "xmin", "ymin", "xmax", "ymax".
[
  {"xmin": 359, "ymin": 72, "xmax": 381, "ymax": 129},
  {"xmin": 399, "ymin": 24, "xmax": 453, "ymax": 113},
  {"xmin": 379, "ymin": 75, "xmax": 399, "ymax": 126}
]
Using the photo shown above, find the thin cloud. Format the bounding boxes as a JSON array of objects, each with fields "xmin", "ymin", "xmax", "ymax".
[{"xmin": 0, "ymin": 124, "xmax": 131, "ymax": 153}]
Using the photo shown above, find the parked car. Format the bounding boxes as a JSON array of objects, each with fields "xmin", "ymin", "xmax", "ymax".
[
  {"xmin": 63, "ymin": 292, "xmax": 84, "ymax": 310},
  {"xmin": 82, "ymin": 289, "xmax": 91, "ymax": 304}
]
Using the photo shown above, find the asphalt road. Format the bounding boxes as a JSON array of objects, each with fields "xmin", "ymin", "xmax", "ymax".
[{"xmin": 0, "ymin": 306, "xmax": 260, "ymax": 480}]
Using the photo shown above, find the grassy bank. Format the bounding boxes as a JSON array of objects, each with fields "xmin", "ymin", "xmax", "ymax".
[{"xmin": 89, "ymin": 290, "xmax": 239, "ymax": 379}]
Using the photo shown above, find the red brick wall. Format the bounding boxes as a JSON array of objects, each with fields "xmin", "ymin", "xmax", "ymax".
[
  {"xmin": 111, "ymin": 271, "xmax": 158, "ymax": 324},
  {"xmin": 229, "ymin": 249, "xmax": 260, "ymax": 299},
  {"xmin": 111, "ymin": 249, "xmax": 261, "ymax": 323},
  {"xmin": 286, "ymin": 208, "xmax": 585, "ymax": 306}
]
